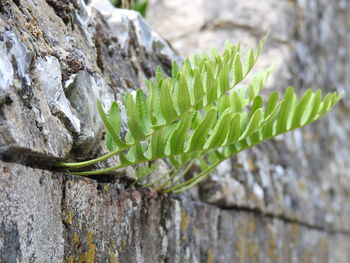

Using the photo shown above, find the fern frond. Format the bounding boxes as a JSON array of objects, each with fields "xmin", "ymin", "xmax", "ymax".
[
  {"xmin": 56, "ymin": 37, "xmax": 342, "ymax": 194},
  {"xmin": 166, "ymin": 89, "xmax": 342, "ymax": 193},
  {"xmin": 57, "ymin": 38, "xmax": 265, "ymax": 169}
]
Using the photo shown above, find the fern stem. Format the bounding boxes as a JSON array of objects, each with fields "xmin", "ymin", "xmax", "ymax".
[
  {"xmin": 164, "ymin": 117, "xmax": 328, "ymax": 193},
  {"xmin": 141, "ymin": 167, "xmax": 175, "ymax": 188},
  {"xmin": 165, "ymin": 160, "xmax": 194, "ymax": 188},
  {"xmin": 161, "ymin": 163, "xmax": 218, "ymax": 193},
  {"xmin": 172, "ymin": 169, "xmax": 213, "ymax": 194},
  {"xmin": 154, "ymin": 165, "xmax": 183, "ymax": 191},
  {"xmin": 56, "ymin": 147, "xmax": 128, "ymax": 168},
  {"xmin": 69, "ymin": 163, "xmax": 128, "ymax": 175},
  {"xmin": 131, "ymin": 167, "xmax": 155, "ymax": 187}
]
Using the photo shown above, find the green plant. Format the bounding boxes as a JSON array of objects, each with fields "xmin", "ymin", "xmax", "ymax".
[
  {"xmin": 109, "ymin": 0, "xmax": 148, "ymax": 17},
  {"xmin": 57, "ymin": 38, "xmax": 342, "ymax": 193}
]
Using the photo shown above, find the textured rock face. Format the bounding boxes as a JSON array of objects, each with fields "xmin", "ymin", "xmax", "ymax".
[
  {"xmin": 2, "ymin": 160, "xmax": 350, "ymax": 263},
  {"xmin": 0, "ymin": 0, "xmax": 181, "ymax": 163},
  {"xmin": 0, "ymin": 0, "xmax": 350, "ymax": 262}
]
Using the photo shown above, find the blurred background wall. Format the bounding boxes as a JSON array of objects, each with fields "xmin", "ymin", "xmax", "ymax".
[
  {"xmin": 147, "ymin": 0, "xmax": 350, "ymax": 222},
  {"xmin": 147, "ymin": 0, "xmax": 350, "ymax": 260}
]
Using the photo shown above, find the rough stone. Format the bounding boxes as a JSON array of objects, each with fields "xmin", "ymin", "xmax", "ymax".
[
  {"xmin": 0, "ymin": 0, "xmax": 179, "ymax": 165},
  {"xmin": 2, "ymin": 161, "xmax": 350, "ymax": 262},
  {"xmin": 0, "ymin": 161, "xmax": 64, "ymax": 262},
  {"xmin": 34, "ymin": 55, "xmax": 81, "ymax": 133},
  {"xmin": 65, "ymin": 70, "xmax": 114, "ymax": 155},
  {"xmin": 0, "ymin": 29, "xmax": 73, "ymax": 162}
]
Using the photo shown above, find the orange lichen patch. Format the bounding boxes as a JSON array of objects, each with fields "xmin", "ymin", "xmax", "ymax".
[
  {"xmin": 181, "ymin": 209, "xmax": 188, "ymax": 232},
  {"xmin": 301, "ymin": 249, "xmax": 316, "ymax": 263},
  {"xmin": 268, "ymin": 236, "xmax": 277, "ymax": 260},
  {"xmin": 79, "ymin": 232, "xmax": 96, "ymax": 263},
  {"xmin": 73, "ymin": 232, "xmax": 80, "ymax": 246},
  {"xmin": 247, "ymin": 216, "xmax": 256, "ymax": 233},
  {"xmin": 298, "ymin": 180, "xmax": 306, "ymax": 190},
  {"xmin": 62, "ymin": 210, "xmax": 73, "ymax": 226},
  {"xmin": 109, "ymin": 252, "xmax": 119, "ymax": 263},
  {"xmin": 118, "ymin": 239, "xmax": 128, "ymax": 252},
  {"xmin": 247, "ymin": 240, "xmax": 258, "ymax": 262},
  {"xmin": 318, "ymin": 238, "xmax": 329, "ymax": 263},
  {"xmin": 207, "ymin": 248, "xmax": 213, "ymax": 263},
  {"xmin": 103, "ymin": 184, "xmax": 110, "ymax": 192},
  {"xmin": 67, "ymin": 211, "xmax": 73, "ymax": 225},
  {"xmin": 267, "ymin": 225, "xmax": 277, "ymax": 260},
  {"xmin": 235, "ymin": 222, "xmax": 246, "ymax": 261},
  {"xmin": 236, "ymin": 240, "xmax": 245, "ymax": 261},
  {"xmin": 247, "ymin": 158, "xmax": 256, "ymax": 171},
  {"xmin": 109, "ymin": 240, "xmax": 119, "ymax": 263},
  {"xmin": 290, "ymin": 224, "xmax": 299, "ymax": 242}
]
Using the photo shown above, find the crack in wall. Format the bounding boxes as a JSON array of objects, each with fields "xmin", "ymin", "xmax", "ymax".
[
  {"xmin": 217, "ymin": 204, "xmax": 350, "ymax": 236},
  {"xmin": 1, "ymin": 155, "xmax": 350, "ymax": 237}
]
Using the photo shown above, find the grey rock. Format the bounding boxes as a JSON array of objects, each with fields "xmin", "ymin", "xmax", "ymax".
[
  {"xmin": 1, "ymin": 160, "xmax": 349, "ymax": 262},
  {"xmin": 0, "ymin": 161, "xmax": 64, "ymax": 262},
  {"xmin": 0, "ymin": 30, "xmax": 73, "ymax": 161},
  {"xmin": 90, "ymin": 0, "xmax": 181, "ymax": 62},
  {"xmin": 66, "ymin": 70, "xmax": 114, "ymax": 155},
  {"xmin": 0, "ymin": 30, "xmax": 32, "ymax": 102},
  {"xmin": 0, "ymin": 0, "xmax": 179, "ymax": 163},
  {"xmin": 1, "ymin": 31, "xmax": 32, "ymax": 82},
  {"xmin": 0, "ymin": 38, "xmax": 14, "ymax": 102},
  {"xmin": 34, "ymin": 56, "xmax": 81, "ymax": 133}
]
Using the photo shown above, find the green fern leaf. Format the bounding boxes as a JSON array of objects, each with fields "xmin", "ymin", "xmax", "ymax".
[
  {"xmin": 176, "ymin": 74, "xmax": 192, "ymax": 113},
  {"xmin": 97, "ymin": 100, "xmax": 126, "ymax": 150},
  {"xmin": 186, "ymin": 108, "xmax": 217, "ymax": 152},
  {"xmin": 125, "ymin": 93, "xmax": 146, "ymax": 140},
  {"xmin": 166, "ymin": 110, "xmax": 194, "ymax": 155},
  {"xmin": 291, "ymin": 89, "xmax": 313, "ymax": 127},
  {"xmin": 276, "ymin": 86, "xmax": 296, "ymax": 133},
  {"xmin": 233, "ymin": 53, "xmax": 243, "ymax": 84},
  {"xmin": 57, "ymin": 37, "xmax": 342, "ymax": 195},
  {"xmin": 136, "ymin": 89, "xmax": 152, "ymax": 135},
  {"xmin": 204, "ymin": 109, "xmax": 232, "ymax": 149}
]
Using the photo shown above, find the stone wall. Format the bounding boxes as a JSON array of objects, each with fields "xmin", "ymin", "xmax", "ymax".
[{"xmin": 0, "ymin": 0, "xmax": 350, "ymax": 262}]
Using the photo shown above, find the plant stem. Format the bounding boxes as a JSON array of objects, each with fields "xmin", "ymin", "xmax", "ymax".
[
  {"xmin": 165, "ymin": 160, "xmax": 194, "ymax": 188},
  {"xmin": 141, "ymin": 167, "xmax": 175, "ymax": 188},
  {"xmin": 56, "ymin": 147, "xmax": 127, "ymax": 168},
  {"xmin": 155, "ymin": 164, "xmax": 184, "ymax": 191},
  {"xmin": 162, "ymin": 163, "xmax": 219, "ymax": 193}
]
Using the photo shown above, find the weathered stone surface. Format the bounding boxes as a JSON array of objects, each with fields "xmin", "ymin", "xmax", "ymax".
[
  {"xmin": 0, "ymin": 161, "xmax": 64, "ymax": 262},
  {"xmin": 148, "ymin": 0, "xmax": 350, "ymax": 233},
  {"xmin": 147, "ymin": 0, "xmax": 295, "ymax": 56},
  {"xmin": 1, "ymin": 160, "xmax": 350, "ymax": 262},
  {"xmin": 34, "ymin": 55, "xmax": 81, "ymax": 133},
  {"xmin": 65, "ymin": 70, "xmax": 114, "ymax": 155},
  {"xmin": 0, "ymin": 0, "xmax": 179, "ymax": 164},
  {"xmin": 63, "ymin": 174, "xmax": 350, "ymax": 263}
]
